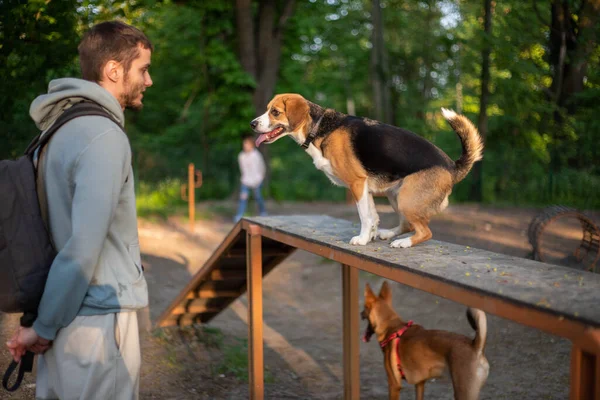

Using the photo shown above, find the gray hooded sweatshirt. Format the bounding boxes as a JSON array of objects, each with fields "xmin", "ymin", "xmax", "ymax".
[{"xmin": 30, "ymin": 78, "xmax": 148, "ymax": 340}]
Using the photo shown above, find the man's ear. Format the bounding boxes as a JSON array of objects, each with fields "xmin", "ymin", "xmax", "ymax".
[
  {"xmin": 103, "ymin": 60, "xmax": 122, "ymax": 83},
  {"xmin": 379, "ymin": 281, "xmax": 392, "ymax": 304},
  {"xmin": 284, "ymin": 95, "xmax": 309, "ymax": 131},
  {"xmin": 365, "ymin": 283, "xmax": 376, "ymax": 304}
]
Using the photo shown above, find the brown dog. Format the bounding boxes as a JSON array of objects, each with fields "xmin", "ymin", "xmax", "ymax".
[
  {"xmin": 362, "ymin": 282, "xmax": 489, "ymax": 400},
  {"xmin": 250, "ymin": 94, "xmax": 483, "ymax": 248}
]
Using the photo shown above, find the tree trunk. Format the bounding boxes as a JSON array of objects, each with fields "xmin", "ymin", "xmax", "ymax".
[
  {"xmin": 545, "ymin": 0, "xmax": 599, "ymax": 175},
  {"xmin": 549, "ymin": 0, "xmax": 600, "ymax": 116},
  {"xmin": 470, "ymin": 0, "xmax": 493, "ymax": 202},
  {"xmin": 235, "ymin": 0, "xmax": 257, "ymax": 79},
  {"xmin": 235, "ymin": 0, "xmax": 296, "ymax": 197},
  {"xmin": 370, "ymin": 0, "xmax": 392, "ymax": 123}
]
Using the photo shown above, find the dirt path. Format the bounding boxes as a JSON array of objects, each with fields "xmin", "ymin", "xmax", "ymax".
[{"xmin": 1, "ymin": 202, "xmax": 596, "ymax": 399}]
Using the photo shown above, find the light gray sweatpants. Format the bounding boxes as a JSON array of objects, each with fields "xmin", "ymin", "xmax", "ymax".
[{"xmin": 36, "ymin": 312, "xmax": 141, "ymax": 400}]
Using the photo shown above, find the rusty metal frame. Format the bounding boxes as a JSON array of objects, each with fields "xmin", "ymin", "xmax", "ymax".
[
  {"xmin": 240, "ymin": 220, "xmax": 600, "ymax": 400},
  {"xmin": 528, "ymin": 205, "xmax": 600, "ymax": 272}
]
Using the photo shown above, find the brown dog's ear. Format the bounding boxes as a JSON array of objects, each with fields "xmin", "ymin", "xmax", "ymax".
[
  {"xmin": 379, "ymin": 281, "xmax": 392, "ymax": 304},
  {"xmin": 364, "ymin": 283, "xmax": 376, "ymax": 304},
  {"xmin": 284, "ymin": 95, "xmax": 309, "ymax": 131}
]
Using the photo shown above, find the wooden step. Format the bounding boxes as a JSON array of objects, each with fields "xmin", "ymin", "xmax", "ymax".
[
  {"xmin": 209, "ymin": 270, "xmax": 246, "ymax": 281},
  {"xmin": 172, "ymin": 299, "xmax": 221, "ymax": 315},
  {"xmin": 185, "ymin": 288, "xmax": 241, "ymax": 299}
]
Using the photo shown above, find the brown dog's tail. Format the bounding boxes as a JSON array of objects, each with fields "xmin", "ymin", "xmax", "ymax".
[
  {"xmin": 441, "ymin": 108, "xmax": 484, "ymax": 183},
  {"xmin": 466, "ymin": 308, "xmax": 487, "ymax": 355}
]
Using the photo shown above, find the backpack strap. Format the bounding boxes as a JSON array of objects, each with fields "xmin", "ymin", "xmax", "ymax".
[
  {"xmin": 24, "ymin": 101, "xmax": 122, "ymax": 156},
  {"xmin": 31, "ymin": 101, "xmax": 122, "ymax": 247}
]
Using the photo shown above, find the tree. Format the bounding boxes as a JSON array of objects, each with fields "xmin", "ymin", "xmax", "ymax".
[
  {"xmin": 470, "ymin": 0, "xmax": 493, "ymax": 201},
  {"xmin": 235, "ymin": 0, "xmax": 296, "ymax": 192},
  {"xmin": 370, "ymin": 0, "xmax": 392, "ymax": 123},
  {"xmin": 0, "ymin": 0, "xmax": 79, "ymax": 159},
  {"xmin": 544, "ymin": 0, "xmax": 600, "ymax": 115},
  {"xmin": 235, "ymin": 0, "xmax": 296, "ymax": 113}
]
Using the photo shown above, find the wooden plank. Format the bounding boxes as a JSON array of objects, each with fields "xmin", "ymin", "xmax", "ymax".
[
  {"xmin": 179, "ymin": 314, "xmax": 197, "ymax": 327},
  {"xmin": 247, "ymin": 224, "xmax": 264, "ymax": 400},
  {"xmin": 244, "ymin": 215, "xmax": 600, "ymax": 329},
  {"xmin": 171, "ymin": 299, "xmax": 221, "ymax": 315},
  {"xmin": 342, "ymin": 264, "xmax": 360, "ymax": 400},
  {"xmin": 158, "ymin": 316, "xmax": 179, "ymax": 327},
  {"xmin": 210, "ymin": 270, "xmax": 247, "ymax": 280},
  {"xmin": 225, "ymin": 247, "xmax": 290, "ymax": 258},
  {"xmin": 191, "ymin": 289, "xmax": 240, "ymax": 299}
]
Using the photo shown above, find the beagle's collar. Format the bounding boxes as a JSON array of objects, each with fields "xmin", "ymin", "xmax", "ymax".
[{"xmin": 301, "ymin": 114, "xmax": 324, "ymax": 149}]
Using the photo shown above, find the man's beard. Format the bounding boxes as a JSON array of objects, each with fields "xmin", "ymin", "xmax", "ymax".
[{"xmin": 120, "ymin": 75, "xmax": 145, "ymax": 111}]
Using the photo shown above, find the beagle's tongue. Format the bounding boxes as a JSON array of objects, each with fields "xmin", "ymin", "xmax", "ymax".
[
  {"xmin": 255, "ymin": 133, "xmax": 269, "ymax": 147},
  {"xmin": 255, "ymin": 127, "xmax": 284, "ymax": 146}
]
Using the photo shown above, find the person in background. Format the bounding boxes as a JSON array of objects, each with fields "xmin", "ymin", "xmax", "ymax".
[{"xmin": 234, "ymin": 135, "xmax": 267, "ymax": 222}]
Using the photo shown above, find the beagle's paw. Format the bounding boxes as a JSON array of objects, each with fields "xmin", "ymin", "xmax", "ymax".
[
  {"xmin": 377, "ymin": 229, "xmax": 398, "ymax": 240},
  {"xmin": 390, "ymin": 237, "xmax": 412, "ymax": 249},
  {"xmin": 350, "ymin": 235, "xmax": 370, "ymax": 246}
]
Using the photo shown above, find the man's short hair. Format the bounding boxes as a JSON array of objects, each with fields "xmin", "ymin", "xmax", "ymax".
[{"xmin": 78, "ymin": 21, "xmax": 153, "ymax": 83}]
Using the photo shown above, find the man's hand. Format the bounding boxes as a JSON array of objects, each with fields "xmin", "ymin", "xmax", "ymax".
[{"xmin": 6, "ymin": 327, "xmax": 51, "ymax": 362}]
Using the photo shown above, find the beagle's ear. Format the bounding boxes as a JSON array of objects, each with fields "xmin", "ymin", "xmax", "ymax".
[
  {"xmin": 284, "ymin": 95, "xmax": 309, "ymax": 131},
  {"xmin": 379, "ymin": 281, "xmax": 392, "ymax": 304},
  {"xmin": 365, "ymin": 283, "xmax": 377, "ymax": 304}
]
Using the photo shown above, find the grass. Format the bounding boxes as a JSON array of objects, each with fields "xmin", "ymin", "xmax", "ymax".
[
  {"xmin": 197, "ymin": 325, "xmax": 225, "ymax": 348},
  {"xmin": 153, "ymin": 326, "xmax": 274, "ymax": 383},
  {"xmin": 214, "ymin": 338, "xmax": 275, "ymax": 383}
]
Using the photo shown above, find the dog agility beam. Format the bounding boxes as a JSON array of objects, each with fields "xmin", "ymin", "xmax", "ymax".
[{"xmin": 158, "ymin": 215, "xmax": 600, "ymax": 400}]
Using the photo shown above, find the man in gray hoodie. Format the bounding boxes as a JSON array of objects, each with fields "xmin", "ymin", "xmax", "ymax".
[{"xmin": 6, "ymin": 21, "xmax": 153, "ymax": 399}]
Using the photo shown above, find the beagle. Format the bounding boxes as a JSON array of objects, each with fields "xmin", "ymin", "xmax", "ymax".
[{"xmin": 250, "ymin": 94, "xmax": 483, "ymax": 248}]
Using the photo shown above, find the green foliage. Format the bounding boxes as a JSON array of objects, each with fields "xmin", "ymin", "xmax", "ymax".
[
  {"xmin": 1, "ymin": 0, "xmax": 599, "ymax": 209},
  {"xmin": 135, "ymin": 179, "xmax": 185, "ymax": 218},
  {"xmin": 0, "ymin": 0, "xmax": 79, "ymax": 158}
]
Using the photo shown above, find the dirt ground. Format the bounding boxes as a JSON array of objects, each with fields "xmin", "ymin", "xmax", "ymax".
[{"xmin": 1, "ymin": 201, "xmax": 598, "ymax": 399}]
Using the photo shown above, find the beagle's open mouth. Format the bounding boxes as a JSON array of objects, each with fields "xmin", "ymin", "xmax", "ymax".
[{"xmin": 255, "ymin": 126, "xmax": 285, "ymax": 146}]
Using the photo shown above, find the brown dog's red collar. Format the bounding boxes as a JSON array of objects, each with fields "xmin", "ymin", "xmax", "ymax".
[
  {"xmin": 380, "ymin": 320, "xmax": 414, "ymax": 379},
  {"xmin": 301, "ymin": 114, "xmax": 324, "ymax": 149}
]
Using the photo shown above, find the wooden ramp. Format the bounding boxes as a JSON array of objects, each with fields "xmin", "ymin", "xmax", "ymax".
[
  {"xmin": 157, "ymin": 215, "xmax": 600, "ymax": 400},
  {"xmin": 159, "ymin": 215, "xmax": 600, "ymax": 329},
  {"xmin": 157, "ymin": 222, "xmax": 296, "ymax": 327}
]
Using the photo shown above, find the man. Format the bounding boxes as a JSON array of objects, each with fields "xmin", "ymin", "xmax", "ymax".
[
  {"xmin": 234, "ymin": 135, "xmax": 268, "ymax": 223},
  {"xmin": 6, "ymin": 21, "xmax": 153, "ymax": 399}
]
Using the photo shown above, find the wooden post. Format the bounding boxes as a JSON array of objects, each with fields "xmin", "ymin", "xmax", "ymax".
[
  {"xmin": 570, "ymin": 345, "xmax": 600, "ymax": 400},
  {"xmin": 188, "ymin": 163, "xmax": 195, "ymax": 232},
  {"xmin": 247, "ymin": 225, "xmax": 264, "ymax": 400},
  {"xmin": 342, "ymin": 264, "xmax": 360, "ymax": 400}
]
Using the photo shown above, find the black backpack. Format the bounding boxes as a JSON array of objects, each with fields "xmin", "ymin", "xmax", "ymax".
[{"xmin": 1, "ymin": 101, "xmax": 120, "ymax": 392}]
